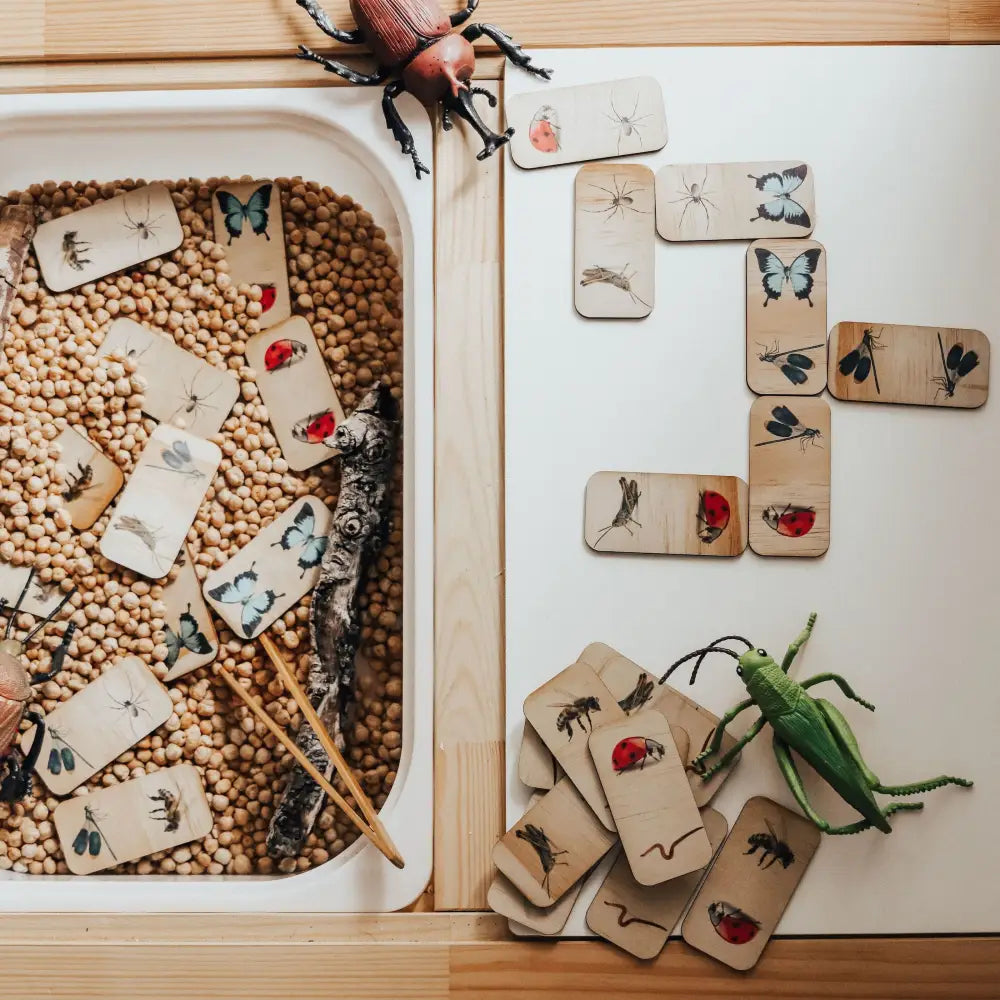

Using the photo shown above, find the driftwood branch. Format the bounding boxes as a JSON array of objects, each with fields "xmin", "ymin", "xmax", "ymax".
[
  {"xmin": 0, "ymin": 206, "xmax": 36, "ymax": 337},
  {"xmin": 267, "ymin": 383, "xmax": 399, "ymax": 859}
]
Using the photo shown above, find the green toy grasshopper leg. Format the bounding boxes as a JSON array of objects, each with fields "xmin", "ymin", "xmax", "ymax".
[
  {"xmin": 689, "ymin": 697, "xmax": 755, "ymax": 772},
  {"xmin": 801, "ymin": 673, "xmax": 876, "ymax": 712},
  {"xmin": 815, "ymin": 698, "xmax": 973, "ymax": 795},
  {"xmin": 771, "ymin": 735, "xmax": 917, "ymax": 834},
  {"xmin": 696, "ymin": 715, "xmax": 765, "ymax": 780},
  {"xmin": 780, "ymin": 612, "xmax": 817, "ymax": 674}
]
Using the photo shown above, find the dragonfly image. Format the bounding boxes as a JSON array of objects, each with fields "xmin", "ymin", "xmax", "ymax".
[
  {"xmin": 754, "ymin": 405, "xmax": 823, "ymax": 451},
  {"xmin": 931, "ymin": 333, "xmax": 979, "ymax": 399},
  {"xmin": 756, "ymin": 342, "xmax": 824, "ymax": 387},
  {"xmin": 838, "ymin": 327, "xmax": 884, "ymax": 394},
  {"xmin": 73, "ymin": 805, "xmax": 117, "ymax": 860}
]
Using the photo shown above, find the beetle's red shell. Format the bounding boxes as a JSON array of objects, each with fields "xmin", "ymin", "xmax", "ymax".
[
  {"xmin": 293, "ymin": 410, "xmax": 338, "ymax": 444},
  {"xmin": 612, "ymin": 737, "xmax": 649, "ymax": 772},
  {"xmin": 351, "ymin": 0, "xmax": 451, "ymax": 68},
  {"xmin": 0, "ymin": 650, "xmax": 30, "ymax": 754},
  {"xmin": 709, "ymin": 901, "xmax": 760, "ymax": 945},
  {"xmin": 697, "ymin": 490, "xmax": 731, "ymax": 543}
]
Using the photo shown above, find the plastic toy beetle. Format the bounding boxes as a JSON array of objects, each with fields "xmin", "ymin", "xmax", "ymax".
[
  {"xmin": 0, "ymin": 570, "xmax": 77, "ymax": 802},
  {"xmin": 660, "ymin": 613, "xmax": 973, "ymax": 835},
  {"xmin": 293, "ymin": 0, "xmax": 553, "ymax": 178}
]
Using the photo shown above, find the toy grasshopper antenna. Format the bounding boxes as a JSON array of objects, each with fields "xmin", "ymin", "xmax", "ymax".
[
  {"xmin": 22, "ymin": 586, "xmax": 76, "ymax": 646},
  {"xmin": 659, "ymin": 642, "xmax": 744, "ymax": 687},
  {"xmin": 691, "ymin": 635, "xmax": 753, "ymax": 680},
  {"xmin": 3, "ymin": 568, "xmax": 35, "ymax": 639}
]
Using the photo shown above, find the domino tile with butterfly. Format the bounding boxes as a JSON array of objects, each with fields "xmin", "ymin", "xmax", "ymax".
[
  {"xmin": 246, "ymin": 316, "xmax": 347, "ymax": 472},
  {"xmin": 54, "ymin": 763, "xmax": 212, "ymax": 876},
  {"xmin": 22, "ymin": 656, "xmax": 173, "ymax": 796},
  {"xmin": 655, "ymin": 162, "xmax": 815, "ymax": 242},
  {"xmin": 202, "ymin": 494, "xmax": 333, "ymax": 641},
  {"xmin": 748, "ymin": 395, "xmax": 830, "ymax": 558},
  {"xmin": 746, "ymin": 240, "xmax": 827, "ymax": 396},
  {"xmin": 575, "ymin": 163, "xmax": 656, "ymax": 320},
  {"xmin": 100, "ymin": 317, "xmax": 240, "ymax": 438},
  {"xmin": 828, "ymin": 322, "xmax": 989, "ymax": 409},
  {"xmin": 584, "ymin": 471, "xmax": 748, "ymax": 557},
  {"xmin": 31, "ymin": 183, "xmax": 183, "ymax": 293},
  {"xmin": 505, "ymin": 76, "xmax": 668, "ymax": 170},
  {"xmin": 99, "ymin": 424, "xmax": 222, "ymax": 580},
  {"xmin": 212, "ymin": 181, "xmax": 291, "ymax": 330},
  {"xmin": 161, "ymin": 545, "xmax": 219, "ymax": 682},
  {"xmin": 53, "ymin": 426, "xmax": 124, "ymax": 531}
]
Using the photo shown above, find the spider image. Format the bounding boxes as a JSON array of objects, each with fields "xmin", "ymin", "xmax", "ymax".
[
  {"xmin": 121, "ymin": 190, "xmax": 165, "ymax": 256},
  {"xmin": 107, "ymin": 670, "xmax": 153, "ymax": 735},
  {"xmin": 583, "ymin": 176, "xmax": 651, "ymax": 223},
  {"xmin": 669, "ymin": 167, "xmax": 719, "ymax": 234},
  {"xmin": 604, "ymin": 92, "xmax": 653, "ymax": 155},
  {"xmin": 168, "ymin": 369, "xmax": 220, "ymax": 428}
]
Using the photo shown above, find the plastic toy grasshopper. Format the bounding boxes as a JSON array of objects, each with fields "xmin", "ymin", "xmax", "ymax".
[{"xmin": 660, "ymin": 613, "xmax": 973, "ymax": 835}]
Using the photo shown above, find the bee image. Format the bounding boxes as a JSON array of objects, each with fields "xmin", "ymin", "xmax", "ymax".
[
  {"xmin": 551, "ymin": 695, "xmax": 601, "ymax": 741},
  {"xmin": 745, "ymin": 817, "xmax": 795, "ymax": 870},
  {"xmin": 62, "ymin": 461, "xmax": 97, "ymax": 504},
  {"xmin": 148, "ymin": 787, "xmax": 182, "ymax": 833},
  {"xmin": 515, "ymin": 823, "xmax": 568, "ymax": 896}
]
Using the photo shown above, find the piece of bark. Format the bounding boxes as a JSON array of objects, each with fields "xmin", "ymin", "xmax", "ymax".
[
  {"xmin": 0, "ymin": 205, "xmax": 36, "ymax": 336},
  {"xmin": 267, "ymin": 383, "xmax": 399, "ymax": 858}
]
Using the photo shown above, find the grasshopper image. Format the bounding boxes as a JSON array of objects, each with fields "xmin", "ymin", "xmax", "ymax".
[{"xmin": 660, "ymin": 614, "xmax": 972, "ymax": 835}]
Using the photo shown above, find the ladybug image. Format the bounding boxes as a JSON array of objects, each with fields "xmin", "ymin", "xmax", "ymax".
[
  {"xmin": 259, "ymin": 284, "xmax": 277, "ymax": 313},
  {"xmin": 264, "ymin": 338, "xmax": 307, "ymax": 373},
  {"xmin": 697, "ymin": 490, "xmax": 731, "ymax": 543},
  {"xmin": 611, "ymin": 736, "xmax": 666, "ymax": 774},
  {"xmin": 528, "ymin": 105, "xmax": 561, "ymax": 153},
  {"xmin": 708, "ymin": 901, "xmax": 761, "ymax": 945},
  {"xmin": 762, "ymin": 504, "xmax": 816, "ymax": 538},
  {"xmin": 292, "ymin": 409, "xmax": 338, "ymax": 446}
]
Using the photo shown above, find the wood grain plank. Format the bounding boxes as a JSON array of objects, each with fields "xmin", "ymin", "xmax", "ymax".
[
  {"xmin": 950, "ymin": 0, "xmax": 1000, "ymax": 40},
  {"xmin": 0, "ymin": 56, "xmax": 507, "ymax": 94},
  {"xmin": 433, "ymin": 80, "xmax": 505, "ymax": 911},
  {"xmin": 13, "ymin": 0, "xmax": 974, "ymax": 62},
  {"xmin": 450, "ymin": 937, "xmax": 1000, "ymax": 998}
]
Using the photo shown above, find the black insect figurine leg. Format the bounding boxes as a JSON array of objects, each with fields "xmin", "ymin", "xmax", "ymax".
[
  {"xmin": 449, "ymin": 0, "xmax": 479, "ymax": 26},
  {"xmin": 296, "ymin": 0, "xmax": 365, "ymax": 42},
  {"xmin": 0, "ymin": 710, "xmax": 43, "ymax": 802},
  {"xmin": 442, "ymin": 86, "xmax": 514, "ymax": 161},
  {"xmin": 382, "ymin": 81, "xmax": 431, "ymax": 178},
  {"xmin": 296, "ymin": 46, "xmax": 389, "ymax": 86},
  {"xmin": 461, "ymin": 23, "xmax": 553, "ymax": 80}
]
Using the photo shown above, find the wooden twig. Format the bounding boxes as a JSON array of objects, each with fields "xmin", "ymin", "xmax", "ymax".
[
  {"xmin": 267, "ymin": 383, "xmax": 399, "ymax": 859},
  {"xmin": 260, "ymin": 633, "xmax": 403, "ymax": 869},
  {"xmin": 0, "ymin": 205, "xmax": 36, "ymax": 337},
  {"xmin": 213, "ymin": 664, "xmax": 397, "ymax": 868}
]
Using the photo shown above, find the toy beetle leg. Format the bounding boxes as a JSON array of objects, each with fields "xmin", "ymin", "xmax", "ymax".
[
  {"xmin": 801, "ymin": 672, "xmax": 875, "ymax": 712},
  {"xmin": 441, "ymin": 87, "xmax": 513, "ymax": 162},
  {"xmin": 382, "ymin": 81, "xmax": 430, "ymax": 179},
  {"xmin": 771, "ymin": 734, "xmax": 920, "ymax": 834},
  {"xmin": 695, "ymin": 714, "xmax": 763, "ymax": 780},
  {"xmin": 297, "ymin": 46, "xmax": 388, "ymax": 85},
  {"xmin": 450, "ymin": 0, "xmax": 479, "ymax": 27},
  {"xmin": 0, "ymin": 712, "xmax": 42, "ymax": 802},
  {"xmin": 690, "ymin": 696, "xmax": 754, "ymax": 770},
  {"xmin": 295, "ymin": 0, "xmax": 364, "ymax": 43},
  {"xmin": 461, "ymin": 23, "xmax": 553, "ymax": 80},
  {"xmin": 780, "ymin": 611, "xmax": 817, "ymax": 674},
  {"xmin": 29, "ymin": 621, "xmax": 76, "ymax": 686}
]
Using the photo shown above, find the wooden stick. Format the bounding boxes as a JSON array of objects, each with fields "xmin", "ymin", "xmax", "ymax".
[
  {"xmin": 259, "ymin": 633, "xmax": 405, "ymax": 870},
  {"xmin": 213, "ymin": 665, "xmax": 400, "ymax": 869}
]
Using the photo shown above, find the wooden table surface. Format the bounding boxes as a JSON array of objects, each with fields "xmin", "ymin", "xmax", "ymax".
[{"xmin": 1, "ymin": 1, "xmax": 999, "ymax": 996}]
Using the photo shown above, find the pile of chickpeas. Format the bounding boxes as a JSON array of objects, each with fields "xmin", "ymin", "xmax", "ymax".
[{"xmin": 0, "ymin": 176, "xmax": 404, "ymax": 876}]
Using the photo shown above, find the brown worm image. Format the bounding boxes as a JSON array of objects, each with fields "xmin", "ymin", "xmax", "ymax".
[
  {"xmin": 603, "ymin": 901, "xmax": 668, "ymax": 933},
  {"xmin": 640, "ymin": 826, "xmax": 702, "ymax": 860}
]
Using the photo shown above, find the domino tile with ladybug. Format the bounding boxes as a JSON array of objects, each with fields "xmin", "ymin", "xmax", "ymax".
[
  {"xmin": 590, "ymin": 711, "xmax": 712, "ymax": 885},
  {"xmin": 682, "ymin": 796, "xmax": 821, "ymax": 971}
]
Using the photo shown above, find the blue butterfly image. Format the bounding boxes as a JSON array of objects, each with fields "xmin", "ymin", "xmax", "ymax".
[
  {"xmin": 164, "ymin": 603, "xmax": 214, "ymax": 667},
  {"xmin": 207, "ymin": 562, "xmax": 284, "ymax": 638},
  {"xmin": 215, "ymin": 184, "xmax": 272, "ymax": 245},
  {"xmin": 748, "ymin": 165, "xmax": 811, "ymax": 228},
  {"xmin": 754, "ymin": 247, "xmax": 821, "ymax": 307},
  {"xmin": 270, "ymin": 502, "xmax": 328, "ymax": 578}
]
